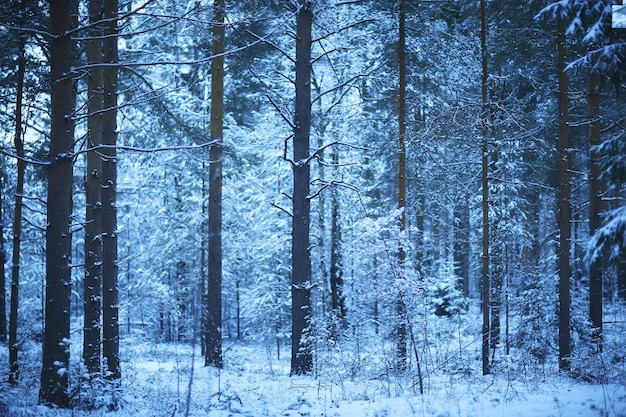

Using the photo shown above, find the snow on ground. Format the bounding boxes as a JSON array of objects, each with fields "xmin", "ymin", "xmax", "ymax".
[{"xmin": 1, "ymin": 339, "xmax": 625, "ymax": 417}]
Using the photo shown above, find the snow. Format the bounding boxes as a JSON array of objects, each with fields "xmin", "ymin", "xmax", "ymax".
[
  {"xmin": 2, "ymin": 340, "xmax": 624, "ymax": 417},
  {"xmin": 613, "ymin": 5, "xmax": 626, "ymax": 29}
]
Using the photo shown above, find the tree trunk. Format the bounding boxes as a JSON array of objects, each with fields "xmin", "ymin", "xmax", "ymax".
[
  {"xmin": 8, "ymin": 36, "xmax": 26, "ymax": 386},
  {"xmin": 588, "ymin": 60, "xmax": 604, "ymax": 350},
  {"xmin": 291, "ymin": 0, "xmax": 313, "ymax": 376},
  {"xmin": 83, "ymin": 0, "xmax": 104, "ymax": 377},
  {"xmin": 396, "ymin": 0, "xmax": 408, "ymax": 372},
  {"xmin": 0, "ymin": 166, "xmax": 5, "ymax": 344},
  {"xmin": 618, "ymin": 259, "xmax": 626, "ymax": 300},
  {"xmin": 480, "ymin": 0, "xmax": 490, "ymax": 377},
  {"xmin": 453, "ymin": 201, "xmax": 470, "ymax": 297},
  {"xmin": 557, "ymin": 14, "xmax": 572, "ymax": 372},
  {"xmin": 330, "ymin": 149, "xmax": 346, "ymax": 335},
  {"xmin": 206, "ymin": 0, "xmax": 225, "ymax": 369},
  {"xmin": 39, "ymin": 0, "xmax": 76, "ymax": 407},
  {"xmin": 101, "ymin": 0, "xmax": 120, "ymax": 380},
  {"xmin": 200, "ymin": 165, "xmax": 207, "ymax": 356}
]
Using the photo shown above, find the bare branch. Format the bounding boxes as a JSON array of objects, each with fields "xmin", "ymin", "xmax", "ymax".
[
  {"xmin": 301, "ymin": 141, "xmax": 370, "ymax": 167},
  {"xmin": 271, "ymin": 202, "xmax": 293, "ymax": 218},
  {"xmin": 313, "ymin": 19, "xmax": 375, "ymax": 43},
  {"xmin": 78, "ymin": 141, "xmax": 219, "ymax": 157},
  {"xmin": 312, "ymin": 62, "xmax": 383, "ymax": 106},
  {"xmin": 308, "ymin": 178, "xmax": 360, "ymax": 200},
  {"xmin": 266, "ymin": 94, "xmax": 294, "ymax": 129},
  {"xmin": 246, "ymin": 29, "xmax": 295, "ymax": 64}
]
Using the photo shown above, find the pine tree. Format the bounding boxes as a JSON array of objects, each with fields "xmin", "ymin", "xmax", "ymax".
[
  {"xmin": 83, "ymin": 0, "xmax": 104, "ymax": 377},
  {"xmin": 39, "ymin": 0, "xmax": 77, "ymax": 407},
  {"xmin": 556, "ymin": 12, "xmax": 572, "ymax": 372},
  {"xmin": 206, "ymin": 0, "xmax": 225, "ymax": 369},
  {"xmin": 101, "ymin": 0, "xmax": 120, "ymax": 380},
  {"xmin": 291, "ymin": 0, "xmax": 314, "ymax": 376}
]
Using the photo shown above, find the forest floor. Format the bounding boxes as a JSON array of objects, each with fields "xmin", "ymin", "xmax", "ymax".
[{"xmin": 1, "ymin": 335, "xmax": 625, "ymax": 417}]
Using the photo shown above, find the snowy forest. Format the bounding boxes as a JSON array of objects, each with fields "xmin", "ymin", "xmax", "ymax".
[{"xmin": 0, "ymin": 0, "xmax": 626, "ymax": 415}]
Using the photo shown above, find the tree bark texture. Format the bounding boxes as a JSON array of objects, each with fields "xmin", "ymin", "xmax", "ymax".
[
  {"xmin": 206, "ymin": 0, "xmax": 225, "ymax": 369},
  {"xmin": 588, "ymin": 62, "xmax": 604, "ymax": 349},
  {"xmin": 557, "ymin": 15, "xmax": 572, "ymax": 371},
  {"xmin": 330, "ymin": 150, "xmax": 346, "ymax": 333},
  {"xmin": 480, "ymin": 0, "xmax": 490, "ymax": 377},
  {"xmin": 83, "ymin": 0, "xmax": 104, "ymax": 377},
  {"xmin": 618, "ymin": 259, "xmax": 626, "ymax": 301},
  {"xmin": 0, "ymin": 167, "xmax": 5, "ymax": 344},
  {"xmin": 39, "ymin": 0, "xmax": 76, "ymax": 407},
  {"xmin": 291, "ymin": 0, "xmax": 313, "ymax": 376},
  {"xmin": 453, "ymin": 202, "xmax": 470, "ymax": 297},
  {"xmin": 9, "ymin": 36, "xmax": 26, "ymax": 385},
  {"xmin": 101, "ymin": 0, "xmax": 120, "ymax": 380},
  {"xmin": 396, "ymin": 0, "xmax": 408, "ymax": 372}
]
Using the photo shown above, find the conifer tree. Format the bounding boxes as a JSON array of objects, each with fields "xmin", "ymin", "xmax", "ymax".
[{"xmin": 39, "ymin": 0, "xmax": 77, "ymax": 406}]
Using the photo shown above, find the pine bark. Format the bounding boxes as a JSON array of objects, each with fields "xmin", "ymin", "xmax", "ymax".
[
  {"xmin": 588, "ymin": 62, "xmax": 604, "ymax": 349},
  {"xmin": 101, "ymin": 0, "xmax": 120, "ymax": 380},
  {"xmin": 480, "ymin": 0, "xmax": 490, "ymax": 376},
  {"xmin": 291, "ymin": 0, "xmax": 313, "ymax": 376},
  {"xmin": 206, "ymin": 0, "xmax": 225, "ymax": 369},
  {"xmin": 330, "ymin": 150, "xmax": 346, "ymax": 333},
  {"xmin": 83, "ymin": 0, "xmax": 104, "ymax": 376},
  {"xmin": 396, "ymin": 0, "xmax": 408, "ymax": 372},
  {"xmin": 0, "ymin": 167, "xmax": 5, "ymax": 344},
  {"xmin": 39, "ymin": 0, "xmax": 76, "ymax": 407},
  {"xmin": 9, "ymin": 36, "xmax": 26, "ymax": 385},
  {"xmin": 557, "ymin": 15, "xmax": 572, "ymax": 371},
  {"xmin": 618, "ymin": 260, "xmax": 626, "ymax": 300},
  {"xmin": 453, "ymin": 202, "xmax": 470, "ymax": 297}
]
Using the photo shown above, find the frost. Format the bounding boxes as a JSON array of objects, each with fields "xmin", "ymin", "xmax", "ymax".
[{"xmin": 613, "ymin": 4, "xmax": 626, "ymax": 28}]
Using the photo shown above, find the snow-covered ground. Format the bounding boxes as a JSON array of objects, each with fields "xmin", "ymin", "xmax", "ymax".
[{"xmin": 2, "ymin": 339, "xmax": 625, "ymax": 417}]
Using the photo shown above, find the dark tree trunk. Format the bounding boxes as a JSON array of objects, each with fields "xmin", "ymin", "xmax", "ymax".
[
  {"xmin": 396, "ymin": 0, "xmax": 408, "ymax": 372},
  {"xmin": 618, "ymin": 259, "xmax": 626, "ymax": 300},
  {"xmin": 453, "ymin": 201, "xmax": 470, "ymax": 297},
  {"xmin": 557, "ymin": 15, "xmax": 572, "ymax": 372},
  {"xmin": 490, "ymin": 247, "xmax": 502, "ymax": 351},
  {"xmin": 330, "ymin": 150, "xmax": 346, "ymax": 334},
  {"xmin": 588, "ymin": 61, "xmax": 604, "ymax": 350},
  {"xmin": 101, "ymin": 0, "xmax": 120, "ymax": 380},
  {"xmin": 200, "ymin": 166, "xmax": 207, "ymax": 357},
  {"xmin": 39, "ymin": 0, "xmax": 76, "ymax": 407},
  {"xmin": 291, "ymin": 0, "xmax": 313, "ymax": 376},
  {"xmin": 0, "ymin": 166, "xmax": 5, "ymax": 344},
  {"xmin": 480, "ymin": 0, "xmax": 490, "ymax": 377},
  {"xmin": 8, "ymin": 36, "xmax": 26, "ymax": 385},
  {"xmin": 83, "ymin": 0, "xmax": 104, "ymax": 377},
  {"xmin": 206, "ymin": 0, "xmax": 225, "ymax": 369}
]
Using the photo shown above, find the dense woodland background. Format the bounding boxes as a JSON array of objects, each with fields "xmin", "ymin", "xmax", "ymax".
[{"xmin": 0, "ymin": 0, "xmax": 626, "ymax": 414}]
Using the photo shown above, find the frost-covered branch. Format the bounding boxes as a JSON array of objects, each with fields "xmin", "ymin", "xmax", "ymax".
[{"xmin": 266, "ymin": 94, "xmax": 294, "ymax": 129}]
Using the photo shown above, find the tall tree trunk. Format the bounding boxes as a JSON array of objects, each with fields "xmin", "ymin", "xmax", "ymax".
[
  {"xmin": 39, "ymin": 0, "xmax": 76, "ymax": 407},
  {"xmin": 101, "ymin": 0, "xmax": 120, "ymax": 380},
  {"xmin": 200, "ymin": 164, "xmax": 207, "ymax": 356},
  {"xmin": 396, "ymin": 0, "xmax": 408, "ymax": 372},
  {"xmin": 0, "ymin": 165, "xmax": 5, "ymax": 344},
  {"xmin": 330, "ymin": 149, "xmax": 346, "ymax": 335},
  {"xmin": 206, "ymin": 0, "xmax": 225, "ymax": 369},
  {"xmin": 453, "ymin": 201, "xmax": 470, "ymax": 297},
  {"xmin": 8, "ymin": 36, "xmax": 26, "ymax": 386},
  {"xmin": 557, "ymin": 14, "xmax": 572, "ymax": 372},
  {"xmin": 291, "ymin": 0, "xmax": 313, "ymax": 376},
  {"xmin": 83, "ymin": 0, "xmax": 104, "ymax": 377},
  {"xmin": 588, "ymin": 60, "xmax": 604, "ymax": 350},
  {"xmin": 480, "ymin": 0, "xmax": 490, "ymax": 377}
]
